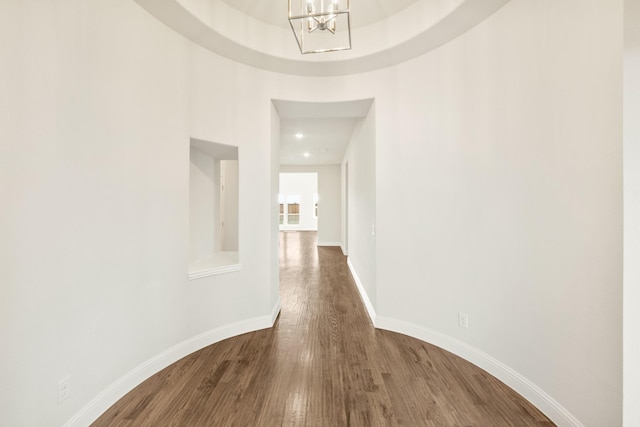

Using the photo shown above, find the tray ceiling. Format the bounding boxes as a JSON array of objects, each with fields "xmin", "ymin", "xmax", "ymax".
[{"xmin": 219, "ymin": 0, "xmax": 421, "ymax": 29}]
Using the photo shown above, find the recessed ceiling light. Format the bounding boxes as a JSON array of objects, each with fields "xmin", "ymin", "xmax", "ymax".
[
  {"xmin": 295, "ymin": 133, "xmax": 304, "ymax": 139},
  {"xmin": 303, "ymin": 152, "xmax": 310, "ymax": 157}
]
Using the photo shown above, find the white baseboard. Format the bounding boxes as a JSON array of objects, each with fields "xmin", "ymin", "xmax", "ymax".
[
  {"xmin": 340, "ymin": 245, "xmax": 348, "ymax": 256},
  {"xmin": 346, "ymin": 258, "xmax": 376, "ymax": 324},
  {"xmin": 271, "ymin": 297, "xmax": 282, "ymax": 323},
  {"xmin": 65, "ymin": 305, "xmax": 281, "ymax": 427},
  {"xmin": 375, "ymin": 316, "xmax": 583, "ymax": 427},
  {"xmin": 317, "ymin": 241, "xmax": 341, "ymax": 247}
]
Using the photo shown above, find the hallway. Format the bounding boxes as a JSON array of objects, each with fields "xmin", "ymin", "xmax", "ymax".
[{"xmin": 93, "ymin": 231, "xmax": 553, "ymax": 426}]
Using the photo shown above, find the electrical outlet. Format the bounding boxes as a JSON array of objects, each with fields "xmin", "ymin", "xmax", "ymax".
[
  {"xmin": 58, "ymin": 376, "xmax": 70, "ymax": 404},
  {"xmin": 458, "ymin": 312, "xmax": 469, "ymax": 329}
]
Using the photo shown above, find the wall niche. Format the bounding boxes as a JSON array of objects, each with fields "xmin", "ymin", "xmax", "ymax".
[{"xmin": 188, "ymin": 138, "xmax": 240, "ymax": 279}]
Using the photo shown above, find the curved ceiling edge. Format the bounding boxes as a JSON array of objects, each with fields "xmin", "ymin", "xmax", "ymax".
[{"xmin": 134, "ymin": 0, "xmax": 510, "ymax": 76}]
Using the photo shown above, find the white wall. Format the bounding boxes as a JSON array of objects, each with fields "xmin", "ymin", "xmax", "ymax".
[
  {"xmin": 624, "ymin": 0, "xmax": 640, "ymax": 425},
  {"xmin": 279, "ymin": 173, "xmax": 318, "ymax": 231},
  {"xmin": 0, "ymin": 1, "xmax": 624, "ymax": 426},
  {"xmin": 0, "ymin": 1, "xmax": 278, "ymax": 426},
  {"xmin": 343, "ymin": 105, "xmax": 377, "ymax": 313},
  {"xmin": 280, "ymin": 165, "xmax": 342, "ymax": 245},
  {"xmin": 373, "ymin": 1, "xmax": 622, "ymax": 425},
  {"xmin": 1, "ymin": 1, "xmax": 190, "ymax": 425},
  {"xmin": 316, "ymin": 165, "xmax": 341, "ymax": 246},
  {"xmin": 221, "ymin": 160, "xmax": 239, "ymax": 251},
  {"xmin": 270, "ymin": 103, "xmax": 282, "ymax": 311},
  {"xmin": 189, "ymin": 147, "xmax": 221, "ymax": 260}
]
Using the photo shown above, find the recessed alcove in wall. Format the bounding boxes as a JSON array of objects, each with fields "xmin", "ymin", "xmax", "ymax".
[{"xmin": 189, "ymin": 138, "xmax": 240, "ymax": 280}]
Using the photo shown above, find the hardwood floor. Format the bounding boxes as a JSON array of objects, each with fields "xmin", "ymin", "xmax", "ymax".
[{"xmin": 92, "ymin": 231, "xmax": 554, "ymax": 426}]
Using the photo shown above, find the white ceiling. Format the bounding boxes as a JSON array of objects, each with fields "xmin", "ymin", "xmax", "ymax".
[
  {"xmin": 133, "ymin": 0, "xmax": 509, "ymax": 161},
  {"xmin": 136, "ymin": 0, "xmax": 510, "ymax": 76},
  {"xmin": 219, "ymin": 0, "xmax": 421, "ymax": 29},
  {"xmin": 190, "ymin": 138, "xmax": 238, "ymax": 160},
  {"xmin": 274, "ymin": 99, "xmax": 373, "ymax": 165},
  {"xmin": 279, "ymin": 118, "xmax": 358, "ymax": 165}
]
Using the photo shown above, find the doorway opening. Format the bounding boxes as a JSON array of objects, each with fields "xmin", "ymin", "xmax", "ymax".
[{"xmin": 279, "ymin": 172, "xmax": 318, "ymax": 231}]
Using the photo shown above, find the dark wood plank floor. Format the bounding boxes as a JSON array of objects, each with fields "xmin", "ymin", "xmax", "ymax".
[{"xmin": 92, "ymin": 231, "xmax": 554, "ymax": 426}]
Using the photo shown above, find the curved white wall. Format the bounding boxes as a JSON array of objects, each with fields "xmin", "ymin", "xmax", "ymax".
[
  {"xmin": 0, "ymin": 0, "xmax": 623, "ymax": 426},
  {"xmin": 374, "ymin": 1, "xmax": 622, "ymax": 424},
  {"xmin": 372, "ymin": 1, "xmax": 623, "ymax": 425},
  {"xmin": 0, "ymin": 1, "xmax": 280, "ymax": 426}
]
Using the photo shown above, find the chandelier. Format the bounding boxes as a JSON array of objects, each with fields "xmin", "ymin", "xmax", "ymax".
[{"xmin": 288, "ymin": 0, "xmax": 351, "ymax": 54}]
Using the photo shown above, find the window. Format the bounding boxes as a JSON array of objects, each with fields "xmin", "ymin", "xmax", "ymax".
[
  {"xmin": 278, "ymin": 194, "xmax": 285, "ymax": 225},
  {"xmin": 286, "ymin": 195, "xmax": 301, "ymax": 225},
  {"xmin": 287, "ymin": 202, "xmax": 300, "ymax": 225}
]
